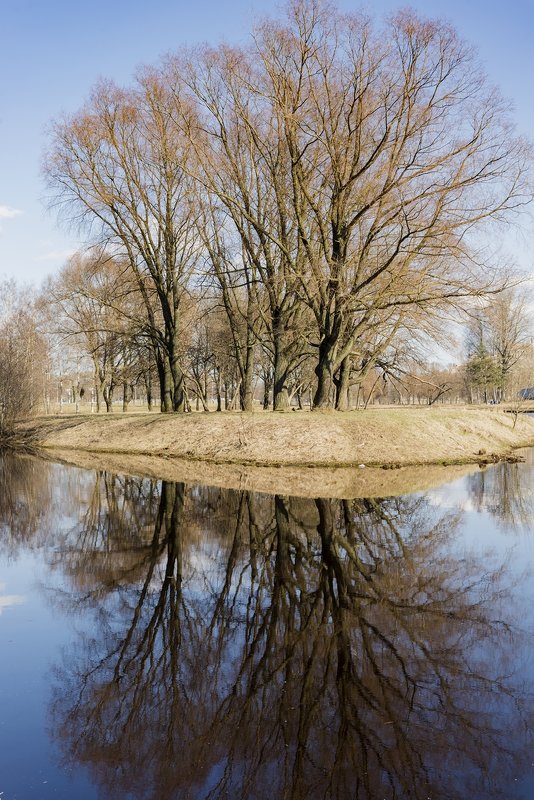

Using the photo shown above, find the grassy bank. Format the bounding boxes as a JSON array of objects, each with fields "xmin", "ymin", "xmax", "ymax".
[
  {"xmin": 9, "ymin": 406, "xmax": 534, "ymax": 498},
  {"xmin": 14, "ymin": 406, "xmax": 534, "ymax": 467}
]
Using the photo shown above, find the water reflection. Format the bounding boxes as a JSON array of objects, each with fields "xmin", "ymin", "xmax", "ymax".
[
  {"xmin": 0, "ymin": 452, "xmax": 54, "ymax": 552},
  {"xmin": 466, "ymin": 450, "xmax": 534, "ymax": 531},
  {"xmin": 0, "ymin": 582, "xmax": 26, "ymax": 612},
  {"xmin": 24, "ymin": 469, "xmax": 528, "ymax": 799}
]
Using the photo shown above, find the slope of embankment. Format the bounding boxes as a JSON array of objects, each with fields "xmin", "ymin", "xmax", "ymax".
[{"xmin": 10, "ymin": 406, "xmax": 534, "ymax": 499}]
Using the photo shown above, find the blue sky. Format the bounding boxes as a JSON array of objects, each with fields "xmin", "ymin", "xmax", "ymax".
[{"xmin": 1, "ymin": 0, "xmax": 534, "ymax": 287}]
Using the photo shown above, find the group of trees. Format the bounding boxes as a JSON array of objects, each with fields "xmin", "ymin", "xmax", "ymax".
[
  {"xmin": 37, "ymin": 0, "xmax": 531, "ymax": 413},
  {"xmin": 37, "ymin": 260, "xmax": 534, "ymax": 412},
  {"xmin": 2, "ymin": 273, "xmax": 532, "ymax": 422},
  {"xmin": 0, "ymin": 282, "xmax": 47, "ymax": 432},
  {"xmin": 371, "ymin": 289, "xmax": 533, "ymax": 406},
  {"xmin": 465, "ymin": 290, "xmax": 532, "ymax": 403}
]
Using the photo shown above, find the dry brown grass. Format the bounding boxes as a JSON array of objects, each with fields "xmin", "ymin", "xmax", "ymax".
[
  {"xmin": 14, "ymin": 406, "xmax": 534, "ymax": 465},
  {"xmin": 11, "ymin": 406, "xmax": 534, "ymax": 498}
]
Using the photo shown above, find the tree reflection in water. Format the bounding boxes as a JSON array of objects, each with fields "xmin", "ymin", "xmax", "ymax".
[
  {"xmin": 0, "ymin": 452, "xmax": 56, "ymax": 552},
  {"xmin": 467, "ymin": 453, "xmax": 534, "ymax": 531},
  {"xmin": 36, "ymin": 472, "xmax": 533, "ymax": 799}
]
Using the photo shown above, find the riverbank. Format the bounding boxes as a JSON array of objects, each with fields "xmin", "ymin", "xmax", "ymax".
[{"xmin": 10, "ymin": 406, "xmax": 534, "ymax": 498}]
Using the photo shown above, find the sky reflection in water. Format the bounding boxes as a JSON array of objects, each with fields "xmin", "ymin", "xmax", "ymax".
[{"xmin": 1, "ymin": 451, "xmax": 534, "ymax": 799}]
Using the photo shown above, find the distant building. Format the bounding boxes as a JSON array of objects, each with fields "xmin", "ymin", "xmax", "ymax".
[{"xmin": 518, "ymin": 388, "xmax": 534, "ymax": 400}]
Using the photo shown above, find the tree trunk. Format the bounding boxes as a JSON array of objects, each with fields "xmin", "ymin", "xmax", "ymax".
[
  {"xmin": 313, "ymin": 337, "xmax": 337, "ymax": 409},
  {"xmin": 240, "ymin": 341, "xmax": 255, "ymax": 412},
  {"xmin": 215, "ymin": 367, "xmax": 222, "ymax": 412},
  {"xmin": 273, "ymin": 376, "xmax": 290, "ymax": 410},
  {"xmin": 156, "ymin": 352, "xmax": 172, "ymax": 413},
  {"xmin": 122, "ymin": 381, "xmax": 132, "ymax": 412},
  {"xmin": 144, "ymin": 367, "xmax": 153, "ymax": 411},
  {"xmin": 170, "ymin": 349, "xmax": 186, "ymax": 412},
  {"xmin": 203, "ymin": 366, "xmax": 209, "ymax": 411},
  {"xmin": 161, "ymin": 357, "xmax": 174, "ymax": 413},
  {"xmin": 192, "ymin": 379, "xmax": 209, "ymax": 412},
  {"xmin": 334, "ymin": 356, "xmax": 351, "ymax": 411},
  {"xmin": 263, "ymin": 368, "xmax": 273, "ymax": 410},
  {"xmin": 92, "ymin": 363, "xmax": 101, "ymax": 413},
  {"xmin": 273, "ymin": 323, "xmax": 291, "ymax": 411},
  {"xmin": 103, "ymin": 385, "xmax": 113, "ymax": 412},
  {"xmin": 313, "ymin": 360, "xmax": 335, "ymax": 409},
  {"xmin": 158, "ymin": 328, "xmax": 186, "ymax": 413},
  {"xmin": 172, "ymin": 374, "xmax": 186, "ymax": 412},
  {"xmin": 230, "ymin": 379, "xmax": 242, "ymax": 410}
]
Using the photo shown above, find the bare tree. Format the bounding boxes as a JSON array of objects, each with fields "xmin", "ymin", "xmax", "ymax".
[
  {"xmin": 45, "ymin": 71, "xmax": 201, "ymax": 412},
  {"xmin": 0, "ymin": 283, "xmax": 48, "ymax": 432},
  {"xmin": 180, "ymin": 1, "xmax": 531, "ymax": 408},
  {"xmin": 42, "ymin": 250, "xmax": 151, "ymax": 412},
  {"xmin": 485, "ymin": 288, "xmax": 532, "ymax": 399},
  {"xmin": 177, "ymin": 47, "xmax": 315, "ymax": 410}
]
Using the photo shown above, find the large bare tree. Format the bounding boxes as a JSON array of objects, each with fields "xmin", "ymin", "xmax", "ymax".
[
  {"xmin": 45, "ymin": 71, "xmax": 200, "ymax": 411},
  {"xmin": 173, "ymin": 44, "xmax": 316, "ymax": 410},
  {"xmin": 181, "ymin": 1, "xmax": 532, "ymax": 408}
]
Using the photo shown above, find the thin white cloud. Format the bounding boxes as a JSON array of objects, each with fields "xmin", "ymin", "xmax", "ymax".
[{"xmin": 0, "ymin": 205, "xmax": 22, "ymax": 220}]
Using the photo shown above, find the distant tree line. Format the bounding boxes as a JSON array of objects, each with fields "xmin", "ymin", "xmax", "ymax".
[
  {"xmin": 28, "ymin": 262, "xmax": 531, "ymax": 415},
  {"xmin": 1, "ymin": 276, "xmax": 531, "ymax": 423},
  {"xmin": 0, "ymin": 282, "xmax": 47, "ymax": 433}
]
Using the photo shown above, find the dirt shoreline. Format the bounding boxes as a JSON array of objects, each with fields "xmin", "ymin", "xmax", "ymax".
[{"xmin": 9, "ymin": 407, "xmax": 534, "ymax": 498}]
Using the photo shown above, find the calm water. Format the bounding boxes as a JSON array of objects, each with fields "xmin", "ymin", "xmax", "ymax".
[{"xmin": 2, "ymin": 451, "xmax": 534, "ymax": 799}]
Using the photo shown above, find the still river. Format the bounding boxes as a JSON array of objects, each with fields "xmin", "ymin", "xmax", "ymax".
[{"xmin": 2, "ymin": 449, "xmax": 534, "ymax": 799}]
